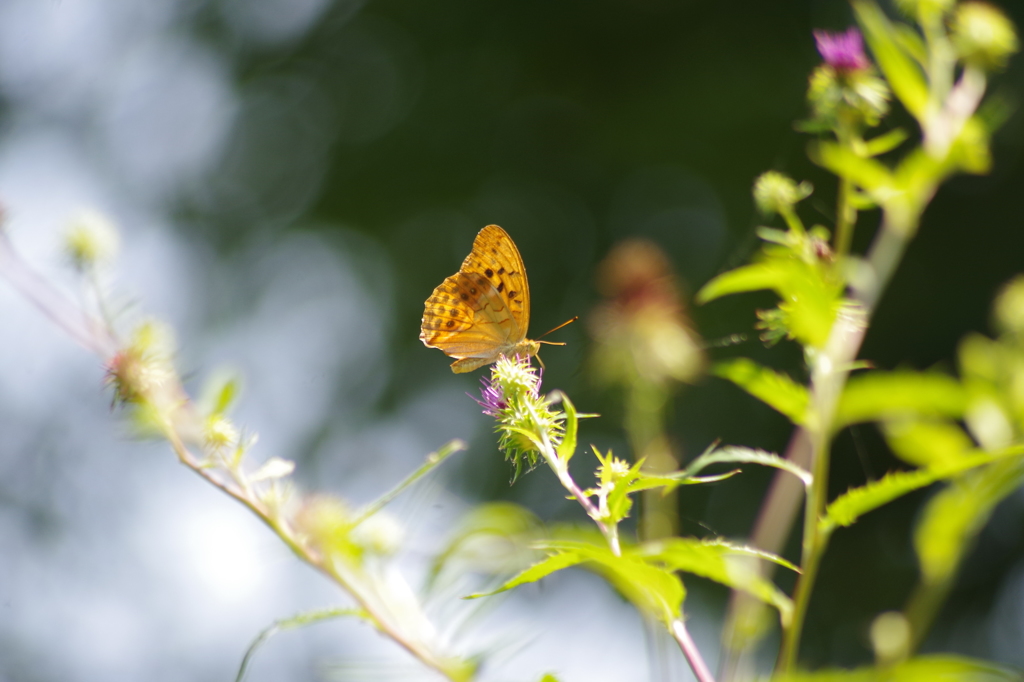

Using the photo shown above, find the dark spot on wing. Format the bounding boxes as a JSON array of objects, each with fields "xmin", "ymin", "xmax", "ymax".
[
  {"xmin": 485, "ymin": 268, "xmax": 493, "ymax": 278},
  {"xmin": 447, "ymin": 320, "xmax": 455, "ymax": 328},
  {"xmin": 460, "ymin": 293, "xmax": 469, "ymax": 301},
  {"xmin": 496, "ymin": 281, "xmax": 504, "ymax": 293}
]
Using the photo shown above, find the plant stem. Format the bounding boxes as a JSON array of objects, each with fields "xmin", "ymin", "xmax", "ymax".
[{"xmin": 672, "ymin": 619, "xmax": 717, "ymax": 682}]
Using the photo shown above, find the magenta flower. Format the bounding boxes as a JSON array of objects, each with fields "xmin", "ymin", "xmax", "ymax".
[{"xmin": 814, "ymin": 27, "xmax": 870, "ymax": 72}]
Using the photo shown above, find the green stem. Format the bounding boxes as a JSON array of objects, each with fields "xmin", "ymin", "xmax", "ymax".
[{"xmin": 834, "ymin": 176, "xmax": 856, "ymax": 259}]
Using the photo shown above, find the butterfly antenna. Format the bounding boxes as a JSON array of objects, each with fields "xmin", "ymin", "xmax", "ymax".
[{"xmin": 537, "ymin": 316, "xmax": 578, "ymax": 340}]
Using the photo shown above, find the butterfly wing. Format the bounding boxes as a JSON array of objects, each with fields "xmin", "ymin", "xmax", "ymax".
[{"xmin": 420, "ymin": 225, "xmax": 532, "ymax": 372}]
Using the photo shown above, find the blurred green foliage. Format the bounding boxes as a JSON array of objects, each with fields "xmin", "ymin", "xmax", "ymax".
[{"xmin": 182, "ymin": 0, "xmax": 1024, "ymax": 671}]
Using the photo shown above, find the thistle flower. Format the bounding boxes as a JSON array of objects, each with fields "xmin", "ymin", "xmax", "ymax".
[
  {"xmin": 814, "ymin": 27, "xmax": 870, "ymax": 73},
  {"xmin": 807, "ymin": 27, "xmax": 890, "ymax": 129},
  {"xmin": 478, "ymin": 355, "xmax": 565, "ymax": 482}
]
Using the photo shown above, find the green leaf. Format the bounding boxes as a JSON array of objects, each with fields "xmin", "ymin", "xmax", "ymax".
[
  {"xmin": 915, "ymin": 458, "xmax": 1024, "ymax": 585},
  {"xmin": 853, "ymin": 1, "xmax": 929, "ymax": 119},
  {"xmin": 810, "ymin": 141, "xmax": 896, "ymax": 197},
  {"xmin": 236, "ymin": 607, "xmax": 369, "ymax": 682},
  {"xmin": 767, "ymin": 654, "xmax": 1023, "ymax": 682},
  {"xmin": 198, "ymin": 368, "xmax": 243, "ymax": 416},
  {"xmin": 863, "ymin": 128, "xmax": 909, "ymax": 157},
  {"xmin": 465, "ymin": 550, "xmax": 586, "ymax": 599},
  {"xmin": 712, "ymin": 359, "xmax": 809, "ymax": 425},
  {"xmin": 696, "ymin": 261, "xmax": 790, "ymax": 304},
  {"xmin": 682, "ymin": 445, "xmax": 812, "ymax": 487},
  {"xmin": 882, "ymin": 419, "xmax": 974, "ymax": 468},
  {"xmin": 534, "ymin": 540, "xmax": 685, "ymax": 625},
  {"xmin": 822, "ymin": 448, "xmax": 1024, "ymax": 533},
  {"xmin": 639, "ymin": 537, "xmax": 796, "ymax": 626},
  {"xmin": 835, "ymin": 371, "xmax": 967, "ymax": 431},
  {"xmin": 556, "ymin": 392, "xmax": 579, "ymax": 465}
]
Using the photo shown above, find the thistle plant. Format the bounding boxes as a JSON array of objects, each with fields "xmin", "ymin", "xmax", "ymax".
[{"xmin": 1, "ymin": 0, "xmax": 1023, "ymax": 680}]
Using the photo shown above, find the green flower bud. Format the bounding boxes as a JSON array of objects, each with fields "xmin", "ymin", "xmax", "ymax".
[
  {"xmin": 994, "ymin": 274, "xmax": 1024, "ymax": 335},
  {"xmin": 64, "ymin": 209, "xmax": 119, "ymax": 270},
  {"xmin": 951, "ymin": 2, "xmax": 1018, "ymax": 71},
  {"xmin": 753, "ymin": 171, "xmax": 812, "ymax": 215}
]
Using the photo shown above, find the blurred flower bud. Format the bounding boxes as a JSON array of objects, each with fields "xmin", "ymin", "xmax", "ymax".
[
  {"xmin": 951, "ymin": 2, "xmax": 1018, "ymax": 71},
  {"xmin": 590, "ymin": 239, "xmax": 703, "ymax": 389},
  {"xmin": 64, "ymin": 209, "xmax": 119, "ymax": 271},
  {"xmin": 351, "ymin": 511, "xmax": 405, "ymax": 557},
  {"xmin": 994, "ymin": 274, "xmax": 1024, "ymax": 335},
  {"xmin": 870, "ymin": 611, "xmax": 911, "ymax": 666},
  {"xmin": 106, "ymin": 320, "xmax": 177, "ymax": 407},
  {"xmin": 807, "ymin": 28, "xmax": 890, "ymax": 129},
  {"xmin": 753, "ymin": 172, "xmax": 812, "ymax": 216},
  {"xmin": 295, "ymin": 495, "xmax": 361, "ymax": 561},
  {"xmin": 203, "ymin": 414, "xmax": 240, "ymax": 452}
]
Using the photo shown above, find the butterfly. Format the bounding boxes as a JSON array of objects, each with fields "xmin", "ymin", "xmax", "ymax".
[{"xmin": 421, "ymin": 225, "xmax": 567, "ymax": 373}]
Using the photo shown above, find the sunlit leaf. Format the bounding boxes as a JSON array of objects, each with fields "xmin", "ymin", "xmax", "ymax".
[
  {"xmin": 696, "ymin": 262, "xmax": 788, "ymax": 304},
  {"xmin": 534, "ymin": 540, "xmax": 685, "ymax": 625},
  {"xmin": 639, "ymin": 537, "xmax": 796, "ymax": 626},
  {"xmin": 821, "ymin": 448, "xmax": 1024, "ymax": 532},
  {"xmin": 465, "ymin": 550, "xmax": 586, "ymax": 599},
  {"xmin": 863, "ymin": 128, "xmax": 909, "ymax": 157},
  {"xmin": 853, "ymin": 1, "xmax": 928, "ymax": 118},
  {"xmin": 915, "ymin": 458, "xmax": 1024, "ymax": 585},
  {"xmin": 835, "ymin": 371, "xmax": 967, "ymax": 430},
  {"xmin": 713, "ymin": 359, "xmax": 809, "ymax": 425},
  {"xmin": 681, "ymin": 445, "xmax": 812, "ymax": 488},
  {"xmin": 556, "ymin": 392, "xmax": 579, "ymax": 465},
  {"xmin": 811, "ymin": 141, "xmax": 896, "ymax": 197},
  {"xmin": 882, "ymin": 419, "xmax": 974, "ymax": 468},
  {"xmin": 767, "ymin": 653, "xmax": 1022, "ymax": 681}
]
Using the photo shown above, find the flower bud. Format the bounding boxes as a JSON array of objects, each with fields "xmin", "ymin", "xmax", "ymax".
[
  {"xmin": 951, "ymin": 2, "xmax": 1018, "ymax": 71},
  {"xmin": 753, "ymin": 172, "xmax": 812, "ymax": 216},
  {"xmin": 994, "ymin": 274, "xmax": 1024, "ymax": 336},
  {"xmin": 64, "ymin": 209, "xmax": 119, "ymax": 270}
]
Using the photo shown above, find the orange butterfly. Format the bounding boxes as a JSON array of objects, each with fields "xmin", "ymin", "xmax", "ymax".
[{"xmin": 421, "ymin": 225, "xmax": 560, "ymax": 373}]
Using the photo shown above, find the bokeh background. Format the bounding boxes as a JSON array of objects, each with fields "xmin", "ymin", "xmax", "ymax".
[{"xmin": 1, "ymin": 0, "xmax": 1024, "ymax": 680}]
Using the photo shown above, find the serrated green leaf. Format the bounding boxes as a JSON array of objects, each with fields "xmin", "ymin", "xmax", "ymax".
[
  {"xmin": 681, "ymin": 445, "xmax": 812, "ymax": 487},
  {"xmin": 915, "ymin": 458, "xmax": 1024, "ymax": 585},
  {"xmin": 822, "ymin": 447, "xmax": 1024, "ymax": 532},
  {"xmin": 835, "ymin": 371, "xmax": 967, "ymax": 431},
  {"xmin": 556, "ymin": 392, "xmax": 579, "ymax": 465},
  {"xmin": 465, "ymin": 551, "xmax": 585, "ymax": 599},
  {"xmin": 639, "ymin": 537, "xmax": 795, "ymax": 626},
  {"xmin": 712, "ymin": 359, "xmax": 809, "ymax": 425},
  {"xmin": 854, "ymin": 1, "xmax": 928, "ymax": 118},
  {"xmin": 766, "ymin": 654, "xmax": 1022, "ymax": 682},
  {"xmin": 535, "ymin": 540, "xmax": 685, "ymax": 624}
]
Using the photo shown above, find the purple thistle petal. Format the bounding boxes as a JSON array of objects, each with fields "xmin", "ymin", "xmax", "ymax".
[
  {"xmin": 474, "ymin": 376, "xmax": 507, "ymax": 416},
  {"xmin": 814, "ymin": 27, "xmax": 870, "ymax": 72}
]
